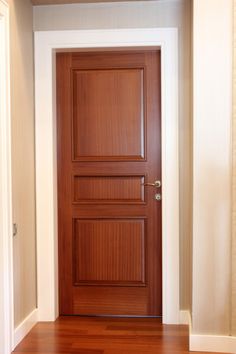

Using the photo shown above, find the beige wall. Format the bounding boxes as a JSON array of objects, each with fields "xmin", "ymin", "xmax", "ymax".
[
  {"xmin": 34, "ymin": 0, "xmax": 192, "ymax": 312},
  {"xmin": 192, "ymin": 0, "xmax": 232, "ymax": 335},
  {"xmin": 9, "ymin": 0, "xmax": 37, "ymax": 327}
]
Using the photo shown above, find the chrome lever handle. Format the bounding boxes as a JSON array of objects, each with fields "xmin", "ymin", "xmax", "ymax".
[{"xmin": 141, "ymin": 180, "xmax": 161, "ymax": 188}]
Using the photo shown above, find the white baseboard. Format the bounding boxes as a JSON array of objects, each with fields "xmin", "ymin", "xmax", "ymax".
[
  {"xmin": 190, "ymin": 334, "xmax": 236, "ymax": 353},
  {"xmin": 179, "ymin": 310, "xmax": 236, "ymax": 353},
  {"xmin": 13, "ymin": 308, "xmax": 38, "ymax": 349},
  {"xmin": 185, "ymin": 311, "xmax": 236, "ymax": 353}
]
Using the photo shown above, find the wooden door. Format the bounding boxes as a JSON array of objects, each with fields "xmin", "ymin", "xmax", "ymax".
[{"xmin": 57, "ymin": 51, "xmax": 162, "ymax": 316}]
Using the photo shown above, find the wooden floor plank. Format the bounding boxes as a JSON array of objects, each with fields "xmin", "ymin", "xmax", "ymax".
[{"xmin": 12, "ymin": 316, "xmax": 228, "ymax": 354}]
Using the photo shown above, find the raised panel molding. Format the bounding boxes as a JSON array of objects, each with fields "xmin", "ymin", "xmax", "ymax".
[
  {"xmin": 73, "ymin": 218, "xmax": 146, "ymax": 286},
  {"xmin": 73, "ymin": 175, "xmax": 145, "ymax": 204},
  {"xmin": 72, "ymin": 68, "xmax": 145, "ymax": 161}
]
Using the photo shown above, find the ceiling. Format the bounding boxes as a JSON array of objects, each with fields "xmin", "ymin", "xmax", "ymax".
[{"xmin": 31, "ymin": 0, "xmax": 152, "ymax": 4}]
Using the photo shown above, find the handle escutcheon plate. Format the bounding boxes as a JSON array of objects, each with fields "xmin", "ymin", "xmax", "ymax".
[{"xmin": 155, "ymin": 193, "xmax": 162, "ymax": 201}]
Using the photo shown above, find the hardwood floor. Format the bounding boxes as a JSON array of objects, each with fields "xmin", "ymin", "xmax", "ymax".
[{"xmin": 12, "ymin": 316, "xmax": 223, "ymax": 354}]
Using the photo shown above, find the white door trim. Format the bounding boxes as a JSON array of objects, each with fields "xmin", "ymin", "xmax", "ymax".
[
  {"xmin": 34, "ymin": 28, "xmax": 180, "ymax": 324},
  {"xmin": 0, "ymin": 1, "xmax": 14, "ymax": 353}
]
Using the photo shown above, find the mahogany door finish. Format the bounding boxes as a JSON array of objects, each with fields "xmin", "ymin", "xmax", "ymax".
[{"xmin": 57, "ymin": 51, "xmax": 162, "ymax": 316}]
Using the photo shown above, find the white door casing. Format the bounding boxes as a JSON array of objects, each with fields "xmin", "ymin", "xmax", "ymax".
[{"xmin": 34, "ymin": 28, "xmax": 180, "ymax": 324}]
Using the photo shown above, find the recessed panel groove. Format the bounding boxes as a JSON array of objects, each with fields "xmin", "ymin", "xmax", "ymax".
[
  {"xmin": 73, "ymin": 175, "xmax": 145, "ymax": 204},
  {"xmin": 72, "ymin": 68, "xmax": 145, "ymax": 161},
  {"xmin": 73, "ymin": 219, "xmax": 146, "ymax": 286}
]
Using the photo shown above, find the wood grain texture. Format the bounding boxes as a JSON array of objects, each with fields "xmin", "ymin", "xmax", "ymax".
[
  {"xmin": 72, "ymin": 68, "xmax": 144, "ymax": 160},
  {"xmin": 73, "ymin": 175, "xmax": 145, "ymax": 203},
  {"xmin": 57, "ymin": 51, "xmax": 162, "ymax": 316},
  {"xmin": 74, "ymin": 287, "xmax": 148, "ymax": 315},
  {"xmin": 73, "ymin": 219, "xmax": 145, "ymax": 286},
  {"xmin": 13, "ymin": 316, "xmax": 227, "ymax": 354}
]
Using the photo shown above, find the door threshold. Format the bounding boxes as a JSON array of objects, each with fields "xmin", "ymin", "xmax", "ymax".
[{"xmin": 60, "ymin": 314, "xmax": 162, "ymax": 319}]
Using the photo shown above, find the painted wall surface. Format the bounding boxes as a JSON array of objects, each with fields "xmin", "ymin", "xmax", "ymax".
[
  {"xmin": 9, "ymin": 0, "xmax": 37, "ymax": 327},
  {"xmin": 192, "ymin": 0, "xmax": 232, "ymax": 335},
  {"xmin": 34, "ymin": 0, "xmax": 192, "ymax": 311}
]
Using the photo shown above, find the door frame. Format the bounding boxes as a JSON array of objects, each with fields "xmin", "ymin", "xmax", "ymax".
[
  {"xmin": 34, "ymin": 28, "xmax": 180, "ymax": 324},
  {"xmin": 0, "ymin": 1, "xmax": 14, "ymax": 353}
]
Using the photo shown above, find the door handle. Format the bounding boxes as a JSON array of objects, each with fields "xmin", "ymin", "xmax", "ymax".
[{"xmin": 141, "ymin": 180, "xmax": 161, "ymax": 188}]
